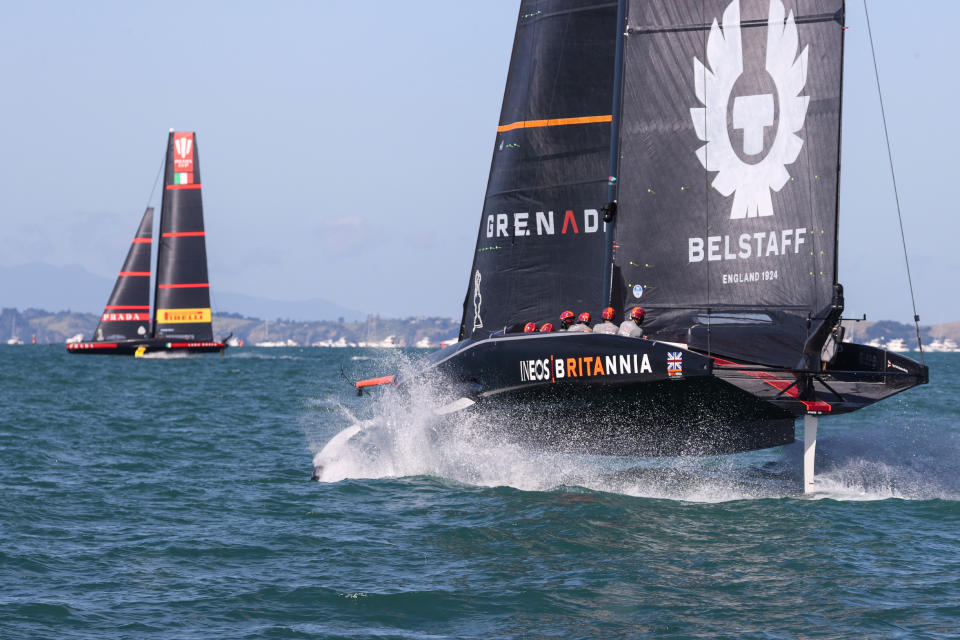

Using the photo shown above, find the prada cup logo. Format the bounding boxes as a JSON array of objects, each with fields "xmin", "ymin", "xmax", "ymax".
[
  {"xmin": 174, "ymin": 136, "xmax": 192, "ymax": 159},
  {"xmin": 690, "ymin": 0, "xmax": 810, "ymax": 219}
]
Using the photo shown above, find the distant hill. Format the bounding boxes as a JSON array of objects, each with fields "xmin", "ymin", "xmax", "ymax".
[{"xmin": 0, "ymin": 262, "xmax": 364, "ymax": 321}]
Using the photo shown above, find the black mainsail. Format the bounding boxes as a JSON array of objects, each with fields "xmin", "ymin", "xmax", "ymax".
[
  {"xmin": 153, "ymin": 131, "xmax": 215, "ymax": 342},
  {"xmin": 93, "ymin": 207, "xmax": 153, "ymax": 342},
  {"xmin": 68, "ymin": 131, "xmax": 225, "ymax": 356},
  {"xmin": 459, "ymin": 1, "xmax": 618, "ymax": 340},
  {"xmin": 614, "ymin": 0, "xmax": 844, "ymax": 368},
  {"xmin": 343, "ymin": 0, "xmax": 927, "ymax": 490}
]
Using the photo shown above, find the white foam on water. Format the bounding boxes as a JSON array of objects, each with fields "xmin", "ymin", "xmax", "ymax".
[
  {"xmin": 138, "ymin": 351, "xmax": 190, "ymax": 359},
  {"xmin": 799, "ymin": 430, "xmax": 960, "ymax": 501},
  {"xmin": 311, "ymin": 352, "xmax": 960, "ymax": 503}
]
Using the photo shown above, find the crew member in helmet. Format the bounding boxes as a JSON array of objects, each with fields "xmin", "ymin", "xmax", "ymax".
[
  {"xmin": 617, "ymin": 306, "xmax": 646, "ymax": 338},
  {"xmin": 558, "ymin": 310, "xmax": 576, "ymax": 331},
  {"xmin": 523, "ymin": 322, "xmax": 538, "ymax": 333},
  {"xmin": 567, "ymin": 312, "xmax": 593, "ymax": 333},
  {"xmin": 539, "ymin": 323, "xmax": 555, "ymax": 333},
  {"xmin": 593, "ymin": 307, "xmax": 620, "ymax": 334}
]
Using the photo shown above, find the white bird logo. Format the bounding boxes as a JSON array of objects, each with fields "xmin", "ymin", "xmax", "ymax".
[{"xmin": 690, "ymin": 0, "xmax": 810, "ymax": 219}]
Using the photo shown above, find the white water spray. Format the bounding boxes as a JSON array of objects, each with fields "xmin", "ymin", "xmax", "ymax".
[{"xmin": 309, "ymin": 352, "xmax": 959, "ymax": 503}]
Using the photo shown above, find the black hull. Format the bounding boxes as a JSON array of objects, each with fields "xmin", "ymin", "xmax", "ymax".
[
  {"xmin": 384, "ymin": 333, "xmax": 927, "ymax": 456},
  {"xmin": 66, "ymin": 339, "xmax": 226, "ymax": 356},
  {"xmin": 456, "ymin": 377, "xmax": 795, "ymax": 456}
]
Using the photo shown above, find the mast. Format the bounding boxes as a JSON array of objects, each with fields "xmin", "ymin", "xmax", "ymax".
[
  {"xmin": 152, "ymin": 131, "xmax": 215, "ymax": 342},
  {"xmin": 93, "ymin": 207, "xmax": 153, "ymax": 342},
  {"xmin": 602, "ymin": 0, "xmax": 628, "ymax": 309}
]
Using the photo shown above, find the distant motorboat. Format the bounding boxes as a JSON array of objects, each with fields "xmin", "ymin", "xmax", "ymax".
[
  {"xmin": 66, "ymin": 333, "xmax": 85, "ymax": 344},
  {"xmin": 884, "ymin": 338, "xmax": 910, "ymax": 353},
  {"xmin": 6, "ymin": 337, "xmax": 23, "ymax": 345},
  {"xmin": 312, "ymin": 337, "xmax": 355, "ymax": 348},
  {"xmin": 927, "ymin": 338, "xmax": 960, "ymax": 353},
  {"xmin": 254, "ymin": 339, "xmax": 299, "ymax": 347},
  {"xmin": 225, "ymin": 335, "xmax": 244, "ymax": 348},
  {"xmin": 357, "ymin": 335, "xmax": 401, "ymax": 348},
  {"xmin": 414, "ymin": 337, "xmax": 432, "ymax": 349}
]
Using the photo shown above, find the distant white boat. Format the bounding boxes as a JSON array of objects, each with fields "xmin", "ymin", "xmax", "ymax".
[
  {"xmin": 312, "ymin": 337, "xmax": 356, "ymax": 348},
  {"xmin": 225, "ymin": 336, "xmax": 244, "ymax": 348},
  {"xmin": 927, "ymin": 338, "xmax": 960, "ymax": 353},
  {"xmin": 414, "ymin": 337, "xmax": 432, "ymax": 349},
  {"xmin": 7, "ymin": 316, "xmax": 23, "ymax": 344},
  {"xmin": 357, "ymin": 335, "xmax": 401, "ymax": 348},
  {"xmin": 65, "ymin": 333, "xmax": 85, "ymax": 344},
  {"xmin": 254, "ymin": 339, "xmax": 299, "ymax": 347},
  {"xmin": 884, "ymin": 338, "xmax": 910, "ymax": 353},
  {"xmin": 439, "ymin": 337, "xmax": 459, "ymax": 348}
]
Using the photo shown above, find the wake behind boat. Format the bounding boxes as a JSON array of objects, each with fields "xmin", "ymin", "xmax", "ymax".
[
  {"xmin": 67, "ymin": 131, "xmax": 226, "ymax": 357},
  {"xmin": 342, "ymin": 0, "xmax": 928, "ymax": 491}
]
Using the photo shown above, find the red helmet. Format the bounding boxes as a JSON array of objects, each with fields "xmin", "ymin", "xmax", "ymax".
[
  {"xmin": 539, "ymin": 323, "xmax": 555, "ymax": 333},
  {"xmin": 602, "ymin": 307, "xmax": 616, "ymax": 321},
  {"xmin": 630, "ymin": 306, "xmax": 646, "ymax": 322},
  {"xmin": 523, "ymin": 322, "xmax": 537, "ymax": 333},
  {"xmin": 578, "ymin": 312, "xmax": 591, "ymax": 324},
  {"xmin": 559, "ymin": 310, "xmax": 575, "ymax": 327}
]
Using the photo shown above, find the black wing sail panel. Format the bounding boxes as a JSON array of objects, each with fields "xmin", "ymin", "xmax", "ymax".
[
  {"xmin": 459, "ymin": 0, "xmax": 619, "ymax": 340},
  {"xmin": 93, "ymin": 207, "xmax": 154, "ymax": 341},
  {"xmin": 614, "ymin": 0, "xmax": 844, "ymax": 367},
  {"xmin": 153, "ymin": 131, "xmax": 214, "ymax": 341}
]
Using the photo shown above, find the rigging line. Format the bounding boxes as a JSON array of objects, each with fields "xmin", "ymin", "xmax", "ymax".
[
  {"xmin": 863, "ymin": 0, "xmax": 924, "ymax": 362},
  {"xmin": 145, "ymin": 150, "xmax": 165, "ymax": 211}
]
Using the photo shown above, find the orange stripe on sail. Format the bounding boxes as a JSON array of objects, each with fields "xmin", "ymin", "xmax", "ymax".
[
  {"xmin": 165, "ymin": 184, "xmax": 202, "ymax": 190},
  {"xmin": 106, "ymin": 305, "xmax": 150, "ymax": 310},
  {"xmin": 497, "ymin": 115, "xmax": 612, "ymax": 132},
  {"xmin": 157, "ymin": 283, "xmax": 209, "ymax": 289},
  {"xmin": 118, "ymin": 271, "xmax": 150, "ymax": 276},
  {"xmin": 132, "ymin": 238, "xmax": 152, "ymax": 243},
  {"xmin": 162, "ymin": 231, "xmax": 206, "ymax": 237}
]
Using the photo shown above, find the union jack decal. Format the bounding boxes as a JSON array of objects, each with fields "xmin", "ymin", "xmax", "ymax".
[{"xmin": 667, "ymin": 351, "xmax": 683, "ymax": 377}]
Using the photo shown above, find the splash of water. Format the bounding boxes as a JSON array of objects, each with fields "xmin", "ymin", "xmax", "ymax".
[
  {"xmin": 138, "ymin": 351, "xmax": 190, "ymax": 359},
  {"xmin": 310, "ymin": 352, "xmax": 960, "ymax": 503}
]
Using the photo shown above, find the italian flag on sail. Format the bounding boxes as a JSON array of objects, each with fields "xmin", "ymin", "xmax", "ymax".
[{"xmin": 173, "ymin": 172, "xmax": 193, "ymax": 185}]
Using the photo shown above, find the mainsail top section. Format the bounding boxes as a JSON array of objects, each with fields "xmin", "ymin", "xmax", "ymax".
[
  {"xmin": 458, "ymin": 0, "xmax": 619, "ymax": 340},
  {"xmin": 153, "ymin": 131, "xmax": 214, "ymax": 341}
]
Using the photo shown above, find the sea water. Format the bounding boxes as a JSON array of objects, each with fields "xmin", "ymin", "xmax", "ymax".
[{"xmin": 1, "ymin": 345, "xmax": 958, "ymax": 639}]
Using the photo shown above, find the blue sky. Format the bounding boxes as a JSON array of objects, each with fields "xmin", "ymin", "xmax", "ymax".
[{"xmin": 0, "ymin": 2, "xmax": 956, "ymax": 323}]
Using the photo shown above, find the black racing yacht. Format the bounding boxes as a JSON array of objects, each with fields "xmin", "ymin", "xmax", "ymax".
[
  {"xmin": 67, "ymin": 131, "xmax": 227, "ymax": 356},
  {"xmin": 350, "ymin": 0, "xmax": 928, "ymax": 491}
]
